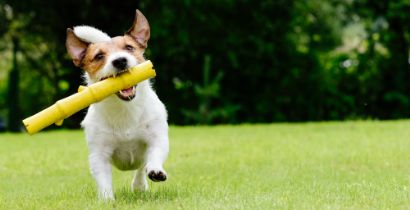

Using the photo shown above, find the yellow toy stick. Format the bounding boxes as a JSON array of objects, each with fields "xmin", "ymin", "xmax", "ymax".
[{"xmin": 22, "ymin": 60, "xmax": 156, "ymax": 135}]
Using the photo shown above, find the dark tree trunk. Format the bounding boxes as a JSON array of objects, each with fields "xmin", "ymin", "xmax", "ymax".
[{"xmin": 7, "ymin": 36, "xmax": 21, "ymax": 132}]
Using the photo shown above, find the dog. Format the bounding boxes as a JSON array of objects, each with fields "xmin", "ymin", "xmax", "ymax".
[{"xmin": 65, "ymin": 10, "xmax": 169, "ymax": 200}]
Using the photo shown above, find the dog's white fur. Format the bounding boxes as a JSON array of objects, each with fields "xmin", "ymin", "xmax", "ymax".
[
  {"xmin": 73, "ymin": 26, "xmax": 111, "ymax": 43},
  {"xmin": 76, "ymin": 26, "xmax": 169, "ymax": 200}
]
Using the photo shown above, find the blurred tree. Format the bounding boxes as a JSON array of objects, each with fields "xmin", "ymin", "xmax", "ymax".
[
  {"xmin": 176, "ymin": 54, "xmax": 240, "ymax": 124},
  {"xmin": 0, "ymin": 0, "xmax": 409, "ymax": 127},
  {"xmin": 7, "ymin": 36, "xmax": 19, "ymax": 131},
  {"xmin": 2, "ymin": 0, "xmax": 141, "ymax": 128},
  {"xmin": 329, "ymin": 0, "xmax": 410, "ymax": 119}
]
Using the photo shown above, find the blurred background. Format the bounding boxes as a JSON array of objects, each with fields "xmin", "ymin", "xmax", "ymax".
[{"xmin": 0, "ymin": 0, "xmax": 409, "ymax": 132}]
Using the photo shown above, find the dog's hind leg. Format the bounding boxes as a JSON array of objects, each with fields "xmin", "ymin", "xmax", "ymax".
[{"xmin": 131, "ymin": 167, "xmax": 148, "ymax": 192}]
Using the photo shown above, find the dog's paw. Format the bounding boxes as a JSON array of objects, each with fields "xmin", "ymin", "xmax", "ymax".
[
  {"xmin": 132, "ymin": 177, "xmax": 148, "ymax": 192},
  {"xmin": 98, "ymin": 190, "xmax": 115, "ymax": 201},
  {"xmin": 147, "ymin": 169, "xmax": 167, "ymax": 182},
  {"xmin": 132, "ymin": 182, "xmax": 148, "ymax": 192}
]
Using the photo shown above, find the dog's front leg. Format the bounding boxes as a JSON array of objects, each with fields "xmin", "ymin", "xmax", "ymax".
[
  {"xmin": 89, "ymin": 151, "xmax": 114, "ymax": 200},
  {"xmin": 145, "ymin": 135, "xmax": 169, "ymax": 182}
]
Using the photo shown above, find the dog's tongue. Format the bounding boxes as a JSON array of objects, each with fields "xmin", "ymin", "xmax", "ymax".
[{"xmin": 120, "ymin": 87, "xmax": 134, "ymax": 96}]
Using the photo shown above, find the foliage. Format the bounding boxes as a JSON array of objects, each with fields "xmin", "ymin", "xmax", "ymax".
[
  {"xmin": 0, "ymin": 0, "xmax": 409, "ymax": 126},
  {"xmin": 176, "ymin": 54, "xmax": 240, "ymax": 124},
  {"xmin": 2, "ymin": 121, "xmax": 410, "ymax": 208}
]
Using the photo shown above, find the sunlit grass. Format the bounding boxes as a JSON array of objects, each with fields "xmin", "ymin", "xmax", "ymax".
[{"xmin": 1, "ymin": 121, "xmax": 410, "ymax": 209}]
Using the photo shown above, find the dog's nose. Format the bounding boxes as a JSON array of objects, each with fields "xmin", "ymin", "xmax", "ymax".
[{"xmin": 112, "ymin": 57, "xmax": 128, "ymax": 70}]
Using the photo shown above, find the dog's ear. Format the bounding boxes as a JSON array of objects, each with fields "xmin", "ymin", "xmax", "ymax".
[
  {"xmin": 126, "ymin": 10, "xmax": 150, "ymax": 49},
  {"xmin": 66, "ymin": 28, "xmax": 89, "ymax": 67}
]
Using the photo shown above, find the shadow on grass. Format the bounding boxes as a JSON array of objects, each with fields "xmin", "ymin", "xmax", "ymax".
[{"xmin": 115, "ymin": 186, "xmax": 182, "ymax": 204}]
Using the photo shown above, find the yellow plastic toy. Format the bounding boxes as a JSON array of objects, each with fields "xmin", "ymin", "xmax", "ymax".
[{"xmin": 22, "ymin": 60, "xmax": 156, "ymax": 135}]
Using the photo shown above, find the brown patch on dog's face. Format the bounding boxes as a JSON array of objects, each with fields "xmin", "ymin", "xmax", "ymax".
[
  {"xmin": 79, "ymin": 35, "xmax": 146, "ymax": 77},
  {"xmin": 80, "ymin": 44, "xmax": 106, "ymax": 76}
]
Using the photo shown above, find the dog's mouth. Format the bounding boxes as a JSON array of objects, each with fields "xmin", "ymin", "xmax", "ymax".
[
  {"xmin": 100, "ymin": 71, "xmax": 137, "ymax": 101},
  {"xmin": 116, "ymin": 86, "xmax": 137, "ymax": 101}
]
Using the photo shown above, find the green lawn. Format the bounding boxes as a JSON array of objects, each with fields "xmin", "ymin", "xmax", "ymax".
[{"xmin": 1, "ymin": 121, "xmax": 410, "ymax": 209}]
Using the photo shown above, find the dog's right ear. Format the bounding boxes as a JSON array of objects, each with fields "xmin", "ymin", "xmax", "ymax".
[
  {"xmin": 126, "ymin": 10, "xmax": 150, "ymax": 49},
  {"xmin": 66, "ymin": 28, "xmax": 88, "ymax": 67}
]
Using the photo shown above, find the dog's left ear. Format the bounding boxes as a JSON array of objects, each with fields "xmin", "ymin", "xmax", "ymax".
[{"xmin": 126, "ymin": 9, "xmax": 150, "ymax": 49}]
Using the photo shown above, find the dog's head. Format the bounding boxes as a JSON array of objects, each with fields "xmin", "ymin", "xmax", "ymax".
[{"xmin": 65, "ymin": 10, "xmax": 150, "ymax": 101}]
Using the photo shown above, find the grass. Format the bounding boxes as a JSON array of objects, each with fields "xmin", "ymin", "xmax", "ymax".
[{"xmin": 1, "ymin": 120, "xmax": 410, "ymax": 209}]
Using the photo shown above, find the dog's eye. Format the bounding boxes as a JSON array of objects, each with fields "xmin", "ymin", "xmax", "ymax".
[
  {"xmin": 125, "ymin": 45, "xmax": 135, "ymax": 51},
  {"xmin": 94, "ymin": 53, "xmax": 104, "ymax": 61}
]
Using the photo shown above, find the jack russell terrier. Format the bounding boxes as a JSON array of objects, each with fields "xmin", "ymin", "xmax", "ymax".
[{"xmin": 65, "ymin": 9, "xmax": 169, "ymax": 200}]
